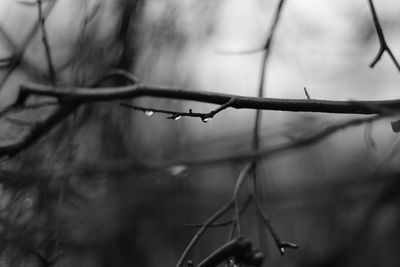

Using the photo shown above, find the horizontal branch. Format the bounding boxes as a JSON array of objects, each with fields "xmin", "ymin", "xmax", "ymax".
[{"xmin": 19, "ymin": 81, "xmax": 400, "ymax": 114}]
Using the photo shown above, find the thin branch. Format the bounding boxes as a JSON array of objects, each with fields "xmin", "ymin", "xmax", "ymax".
[
  {"xmin": 37, "ymin": 0, "xmax": 56, "ymax": 84},
  {"xmin": 231, "ymin": 163, "xmax": 253, "ymax": 238},
  {"xmin": 73, "ymin": 115, "xmax": 387, "ymax": 174},
  {"xmin": 0, "ymin": 104, "xmax": 77, "ymax": 158},
  {"xmin": 120, "ymin": 98, "xmax": 237, "ymax": 122},
  {"xmin": 0, "ymin": 71, "xmax": 129, "ymax": 159},
  {"xmin": 250, "ymin": 0, "xmax": 287, "ymax": 254},
  {"xmin": 184, "ymin": 196, "xmax": 253, "ymax": 228},
  {"xmin": 165, "ymin": 114, "xmax": 385, "ymax": 167},
  {"xmin": 254, "ymin": 194, "xmax": 299, "ymax": 255},
  {"xmin": 18, "ymin": 81, "xmax": 400, "ymax": 114},
  {"xmin": 367, "ymin": 0, "xmax": 400, "ymax": 71},
  {"xmin": 0, "ymin": 0, "xmax": 58, "ymax": 89},
  {"xmin": 0, "ymin": 101, "xmax": 58, "ymax": 117},
  {"xmin": 175, "ymin": 198, "xmax": 235, "ymax": 267},
  {"xmin": 177, "ymin": 164, "xmax": 252, "ymax": 267}
]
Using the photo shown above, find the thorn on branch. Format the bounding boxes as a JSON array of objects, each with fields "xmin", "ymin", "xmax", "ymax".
[{"xmin": 304, "ymin": 87, "xmax": 311, "ymax": 100}]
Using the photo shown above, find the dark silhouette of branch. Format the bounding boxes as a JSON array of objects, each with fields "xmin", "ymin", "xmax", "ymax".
[
  {"xmin": 367, "ymin": 0, "xmax": 400, "ymax": 71},
  {"xmin": 231, "ymin": 163, "xmax": 253, "ymax": 238},
  {"xmin": 17, "ymin": 81, "xmax": 400, "ymax": 114}
]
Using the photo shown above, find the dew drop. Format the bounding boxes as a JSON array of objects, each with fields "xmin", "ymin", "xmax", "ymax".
[
  {"xmin": 280, "ymin": 247, "xmax": 285, "ymax": 255},
  {"xmin": 201, "ymin": 117, "xmax": 212, "ymax": 123},
  {"xmin": 168, "ymin": 165, "xmax": 188, "ymax": 177},
  {"xmin": 174, "ymin": 115, "xmax": 182, "ymax": 121},
  {"xmin": 144, "ymin": 110, "xmax": 154, "ymax": 116}
]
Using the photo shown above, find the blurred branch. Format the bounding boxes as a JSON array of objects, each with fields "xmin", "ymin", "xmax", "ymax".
[
  {"xmin": 175, "ymin": 198, "xmax": 235, "ymax": 267},
  {"xmin": 37, "ymin": 0, "xmax": 56, "ymax": 84},
  {"xmin": 73, "ymin": 114, "xmax": 386, "ymax": 174},
  {"xmin": 367, "ymin": 0, "xmax": 400, "ymax": 71},
  {"xmin": 254, "ymin": 194, "xmax": 299, "ymax": 255},
  {"xmin": 184, "ymin": 195, "xmax": 253, "ymax": 228},
  {"xmin": 163, "ymin": 114, "xmax": 385, "ymax": 167},
  {"xmin": 176, "ymin": 164, "xmax": 251, "ymax": 267},
  {"xmin": 0, "ymin": 104, "xmax": 77, "ymax": 159},
  {"xmin": 0, "ymin": 70, "xmax": 131, "ymax": 159},
  {"xmin": 250, "ymin": 0, "xmax": 287, "ymax": 255},
  {"xmin": 196, "ymin": 238, "xmax": 263, "ymax": 267},
  {"xmin": 0, "ymin": 0, "xmax": 58, "ymax": 89}
]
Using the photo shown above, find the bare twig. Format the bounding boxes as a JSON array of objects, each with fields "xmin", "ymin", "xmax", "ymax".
[
  {"xmin": 367, "ymin": 0, "xmax": 400, "ymax": 71},
  {"xmin": 73, "ymin": 115, "xmax": 386, "ymax": 174},
  {"xmin": 231, "ymin": 163, "xmax": 253, "ymax": 238},
  {"xmin": 0, "ymin": 101, "xmax": 58, "ymax": 117},
  {"xmin": 250, "ymin": 0, "xmax": 287, "ymax": 255},
  {"xmin": 37, "ymin": 0, "xmax": 56, "ymax": 84},
  {"xmin": 0, "ymin": 71, "xmax": 132, "ymax": 159},
  {"xmin": 164, "ymin": 114, "xmax": 385, "ymax": 167},
  {"xmin": 0, "ymin": 104, "xmax": 77, "ymax": 158},
  {"xmin": 120, "ymin": 98, "xmax": 237, "ymax": 122},
  {"xmin": 177, "ymin": 164, "xmax": 252, "ymax": 267},
  {"xmin": 254, "ymin": 194, "xmax": 299, "ymax": 255},
  {"xmin": 0, "ymin": 0, "xmax": 58, "ymax": 89},
  {"xmin": 252, "ymin": 0, "xmax": 286, "ymax": 148},
  {"xmin": 184, "ymin": 196, "xmax": 253, "ymax": 228},
  {"xmin": 18, "ymin": 81, "xmax": 400, "ymax": 114},
  {"xmin": 176, "ymin": 198, "xmax": 235, "ymax": 267}
]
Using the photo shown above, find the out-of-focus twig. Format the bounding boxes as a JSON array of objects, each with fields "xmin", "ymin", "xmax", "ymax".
[
  {"xmin": 177, "ymin": 164, "xmax": 252, "ymax": 267},
  {"xmin": 162, "ymin": 114, "xmax": 385, "ymax": 167},
  {"xmin": 367, "ymin": 0, "xmax": 400, "ymax": 71},
  {"xmin": 184, "ymin": 195, "xmax": 253, "ymax": 228},
  {"xmin": 0, "ymin": 0, "xmax": 58, "ymax": 89},
  {"xmin": 175, "ymin": 198, "xmax": 235, "ymax": 267},
  {"xmin": 37, "ymin": 0, "xmax": 56, "ymax": 84},
  {"xmin": 254, "ymin": 194, "xmax": 299, "ymax": 255}
]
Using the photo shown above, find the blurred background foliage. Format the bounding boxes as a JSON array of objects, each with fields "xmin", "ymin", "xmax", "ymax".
[{"xmin": 0, "ymin": 0, "xmax": 399, "ymax": 266}]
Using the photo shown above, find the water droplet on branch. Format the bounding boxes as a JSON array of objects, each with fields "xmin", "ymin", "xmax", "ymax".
[
  {"xmin": 144, "ymin": 110, "xmax": 154, "ymax": 116},
  {"xmin": 201, "ymin": 117, "xmax": 212, "ymax": 123}
]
